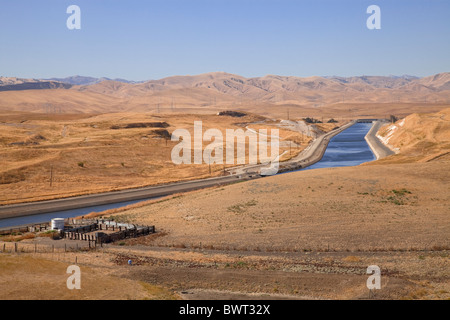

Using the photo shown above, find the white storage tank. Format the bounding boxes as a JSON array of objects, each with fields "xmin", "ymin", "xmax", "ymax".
[{"xmin": 51, "ymin": 218, "xmax": 65, "ymax": 231}]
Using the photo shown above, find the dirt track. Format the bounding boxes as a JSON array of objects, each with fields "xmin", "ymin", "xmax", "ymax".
[{"xmin": 113, "ymin": 248, "xmax": 424, "ymax": 300}]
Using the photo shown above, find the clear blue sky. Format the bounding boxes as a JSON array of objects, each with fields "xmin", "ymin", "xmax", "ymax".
[{"xmin": 0, "ymin": 0, "xmax": 449, "ymax": 80}]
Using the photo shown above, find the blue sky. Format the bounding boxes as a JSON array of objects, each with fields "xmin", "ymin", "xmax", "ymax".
[{"xmin": 0, "ymin": 0, "xmax": 449, "ymax": 80}]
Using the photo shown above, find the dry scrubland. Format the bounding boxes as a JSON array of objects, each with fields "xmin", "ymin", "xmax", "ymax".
[
  {"xmin": 0, "ymin": 254, "xmax": 178, "ymax": 300},
  {"xmin": 105, "ymin": 161, "xmax": 449, "ymax": 252},
  {"xmin": 1, "ymin": 96, "xmax": 449, "ymax": 299},
  {"xmin": 75, "ymin": 107, "xmax": 449, "ymax": 300},
  {"xmin": 1, "ymin": 243, "xmax": 448, "ymax": 300},
  {"xmin": 89, "ymin": 109, "xmax": 450, "ymax": 253},
  {"xmin": 0, "ymin": 111, "xmax": 316, "ymax": 205}
]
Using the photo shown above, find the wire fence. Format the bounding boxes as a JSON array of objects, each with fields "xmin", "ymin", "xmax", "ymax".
[
  {"xmin": 0, "ymin": 241, "xmax": 92, "ymax": 254},
  {"xmin": 0, "ymin": 240, "xmax": 113, "ymax": 266}
]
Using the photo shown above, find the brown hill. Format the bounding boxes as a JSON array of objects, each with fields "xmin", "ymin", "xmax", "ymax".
[
  {"xmin": 0, "ymin": 89, "xmax": 124, "ymax": 114},
  {"xmin": 51, "ymin": 71, "xmax": 450, "ymax": 107},
  {"xmin": 414, "ymin": 72, "xmax": 450, "ymax": 91},
  {"xmin": 374, "ymin": 107, "xmax": 450, "ymax": 163},
  {"xmin": 0, "ymin": 77, "xmax": 71, "ymax": 91},
  {"xmin": 0, "ymin": 72, "xmax": 449, "ymax": 116}
]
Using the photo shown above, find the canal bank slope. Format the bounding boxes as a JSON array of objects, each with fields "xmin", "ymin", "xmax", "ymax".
[
  {"xmin": 229, "ymin": 120, "xmax": 357, "ymax": 176},
  {"xmin": 365, "ymin": 120, "xmax": 396, "ymax": 159}
]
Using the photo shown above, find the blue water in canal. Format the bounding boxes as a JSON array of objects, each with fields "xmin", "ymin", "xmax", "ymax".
[
  {"xmin": 0, "ymin": 122, "xmax": 375, "ymax": 228},
  {"xmin": 302, "ymin": 122, "xmax": 375, "ymax": 170},
  {"xmin": 0, "ymin": 198, "xmax": 154, "ymax": 229}
]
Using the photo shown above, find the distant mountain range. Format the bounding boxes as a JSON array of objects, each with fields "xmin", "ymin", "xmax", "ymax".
[
  {"xmin": 49, "ymin": 74, "xmax": 422, "ymax": 87},
  {"xmin": 323, "ymin": 75, "xmax": 420, "ymax": 89},
  {"xmin": 72, "ymin": 72, "xmax": 450, "ymax": 100},
  {"xmin": 0, "ymin": 75, "xmax": 139, "ymax": 90},
  {"xmin": 45, "ymin": 75, "xmax": 141, "ymax": 86},
  {"xmin": 0, "ymin": 72, "xmax": 449, "ymax": 114},
  {"xmin": 1, "ymin": 72, "xmax": 448, "ymax": 92},
  {"xmin": 0, "ymin": 77, "xmax": 72, "ymax": 91}
]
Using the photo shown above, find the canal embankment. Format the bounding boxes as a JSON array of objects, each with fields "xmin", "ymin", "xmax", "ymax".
[{"xmin": 365, "ymin": 120, "xmax": 396, "ymax": 159}]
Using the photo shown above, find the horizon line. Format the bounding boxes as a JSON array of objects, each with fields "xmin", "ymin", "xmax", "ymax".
[{"xmin": 3, "ymin": 71, "xmax": 448, "ymax": 83}]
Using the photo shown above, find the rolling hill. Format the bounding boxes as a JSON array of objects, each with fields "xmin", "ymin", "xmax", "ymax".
[{"xmin": 0, "ymin": 72, "xmax": 449, "ymax": 116}]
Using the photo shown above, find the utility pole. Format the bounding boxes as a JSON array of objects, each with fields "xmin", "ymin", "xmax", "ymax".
[
  {"xmin": 208, "ymin": 155, "xmax": 211, "ymax": 175},
  {"xmin": 157, "ymin": 97, "xmax": 161, "ymax": 113},
  {"xmin": 50, "ymin": 165, "xmax": 53, "ymax": 187}
]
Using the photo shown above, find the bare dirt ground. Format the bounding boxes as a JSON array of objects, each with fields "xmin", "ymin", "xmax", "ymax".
[{"xmin": 0, "ymin": 241, "xmax": 447, "ymax": 300}]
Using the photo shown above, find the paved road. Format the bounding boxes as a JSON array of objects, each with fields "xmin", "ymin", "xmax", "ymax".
[{"xmin": 0, "ymin": 175, "xmax": 249, "ymax": 220}]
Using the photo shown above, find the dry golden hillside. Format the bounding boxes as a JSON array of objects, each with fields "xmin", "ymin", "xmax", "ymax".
[
  {"xmin": 375, "ymin": 108, "xmax": 450, "ymax": 163},
  {"xmin": 0, "ymin": 111, "xmax": 312, "ymax": 205},
  {"xmin": 1, "ymin": 72, "xmax": 449, "ymax": 118}
]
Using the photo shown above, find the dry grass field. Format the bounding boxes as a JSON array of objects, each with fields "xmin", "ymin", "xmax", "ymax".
[
  {"xmin": 375, "ymin": 107, "xmax": 450, "ymax": 163},
  {"xmin": 0, "ymin": 111, "xmax": 318, "ymax": 205},
  {"xmin": 98, "ymin": 161, "xmax": 449, "ymax": 253},
  {"xmin": 66, "ymin": 107, "xmax": 448, "ymax": 300},
  {"xmin": 0, "ymin": 253, "xmax": 178, "ymax": 300},
  {"xmin": 0, "ymin": 87, "xmax": 449, "ymax": 299}
]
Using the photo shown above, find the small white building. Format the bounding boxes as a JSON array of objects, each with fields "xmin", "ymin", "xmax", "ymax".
[{"xmin": 51, "ymin": 218, "xmax": 65, "ymax": 231}]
